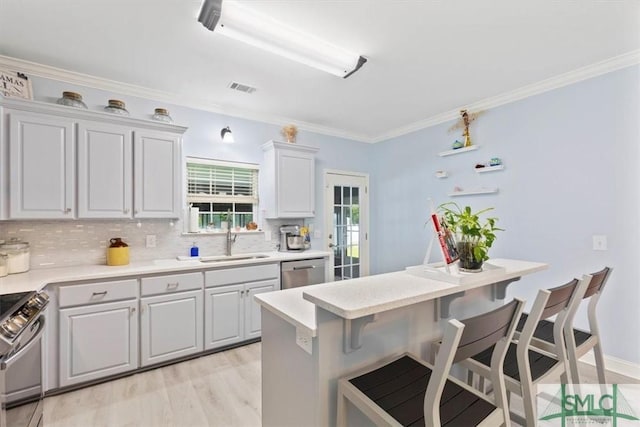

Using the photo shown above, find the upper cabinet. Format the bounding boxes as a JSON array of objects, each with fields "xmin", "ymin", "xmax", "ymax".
[
  {"xmin": 0, "ymin": 97, "xmax": 186, "ymax": 220},
  {"xmin": 77, "ymin": 121, "xmax": 132, "ymax": 218},
  {"xmin": 9, "ymin": 111, "xmax": 75, "ymax": 219},
  {"xmin": 133, "ymin": 130, "xmax": 181, "ymax": 218},
  {"xmin": 260, "ymin": 140, "xmax": 318, "ymax": 218}
]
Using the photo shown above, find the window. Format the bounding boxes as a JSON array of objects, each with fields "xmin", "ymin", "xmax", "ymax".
[{"xmin": 186, "ymin": 157, "xmax": 258, "ymax": 231}]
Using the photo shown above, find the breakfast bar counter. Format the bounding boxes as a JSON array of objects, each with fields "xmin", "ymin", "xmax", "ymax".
[{"xmin": 255, "ymin": 258, "xmax": 547, "ymax": 427}]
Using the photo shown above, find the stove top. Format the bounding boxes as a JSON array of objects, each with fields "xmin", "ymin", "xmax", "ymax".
[
  {"xmin": 0, "ymin": 291, "xmax": 49, "ymax": 353},
  {"xmin": 0, "ymin": 291, "xmax": 32, "ymax": 320}
]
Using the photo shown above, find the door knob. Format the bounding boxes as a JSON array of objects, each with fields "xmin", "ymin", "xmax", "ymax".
[{"xmin": 328, "ymin": 243, "xmax": 335, "ymax": 248}]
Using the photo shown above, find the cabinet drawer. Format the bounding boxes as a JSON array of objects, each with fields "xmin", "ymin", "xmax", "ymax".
[
  {"xmin": 205, "ymin": 263, "xmax": 279, "ymax": 287},
  {"xmin": 59, "ymin": 279, "xmax": 138, "ymax": 307},
  {"xmin": 141, "ymin": 272, "xmax": 203, "ymax": 296}
]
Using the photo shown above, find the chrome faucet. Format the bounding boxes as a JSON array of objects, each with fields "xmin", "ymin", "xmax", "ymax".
[{"xmin": 225, "ymin": 209, "xmax": 237, "ymax": 256}]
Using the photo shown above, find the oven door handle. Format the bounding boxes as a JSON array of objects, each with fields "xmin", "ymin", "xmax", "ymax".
[{"xmin": 1, "ymin": 316, "xmax": 45, "ymax": 370}]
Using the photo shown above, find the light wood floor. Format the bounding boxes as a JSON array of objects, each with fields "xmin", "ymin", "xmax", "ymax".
[{"xmin": 43, "ymin": 343, "xmax": 637, "ymax": 427}]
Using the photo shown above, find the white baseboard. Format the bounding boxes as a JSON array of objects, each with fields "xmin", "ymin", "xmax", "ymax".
[{"xmin": 579, "ymin": 352, "xmax": 640, "ymax": 381}]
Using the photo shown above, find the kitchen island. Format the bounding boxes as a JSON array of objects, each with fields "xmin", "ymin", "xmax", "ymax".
[{"xmin": 255, "ymin": 258, "xmax": 547, "ymax": 427}]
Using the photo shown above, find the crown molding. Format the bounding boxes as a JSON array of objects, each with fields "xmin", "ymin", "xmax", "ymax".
[
  {"xmin": 0, "ymin": 55, "xmax": 372, "ymax": 143},
  {"xmin": 2, "ymin": 51, "xmax": 638, "ymax": 145},
  {"xmin": 372, "ymin": 49, "xmax": 640, "ymax": 143}
]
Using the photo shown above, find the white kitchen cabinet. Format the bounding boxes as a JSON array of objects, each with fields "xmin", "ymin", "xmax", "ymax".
[
  {"xmin": 0, "ymin": 97, "xmax": 186, "ymax": 220},
  {"xmin": 204, "ymin": 263, "xmax": 280, "ymax": 350},
  {"xmin": 244, "ymin": 280, "xmax": 277, "ymax": 339},
  {"xmin": 8, "ymin": 110, "xmax": 75, "ymax": 219},
  {"xmin": 261, "ymin": 140, "xmax": 318, "ymax": 218},
  {"xmin": 134, "ymin": 130, "xmax": 181, "ymax": 218},
  {"xmin": 77, "ymin": 121, "xmax": 132, "ymax": 218},
  {"xmin": 140, "ymin": 289, "xmax": 203, "ymax": 367},
  {"xmin": 204, "ymin": 284, "xmax": 244, "ymax": 349},
  {"xmin": 59, "ymin": 299, "xmax": 138, "ymax": 387}
]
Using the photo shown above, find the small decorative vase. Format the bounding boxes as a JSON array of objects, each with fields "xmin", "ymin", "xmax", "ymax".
[
  {"xmin": 489, "ymin": 157, "xmax": 502, "ymax": 166},
  {"xmin": 456, "ymin": 241, "xmax": 483, "ymax": 272},
  {"xmin": 452, "ymin": 140, "xmax": 463, "ymax": 149}
]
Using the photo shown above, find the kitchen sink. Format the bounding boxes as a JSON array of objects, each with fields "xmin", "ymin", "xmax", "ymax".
[{"xmin": 200, "ymin": 254, "xmax": 270, "ymax": 263}]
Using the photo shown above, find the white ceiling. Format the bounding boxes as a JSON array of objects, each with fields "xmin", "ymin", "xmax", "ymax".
[{"xmin": 1, "ymin": 0, "xmax": 638, "ymax": 142}]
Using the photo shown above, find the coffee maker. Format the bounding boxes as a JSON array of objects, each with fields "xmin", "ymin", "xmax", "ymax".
[{"xmin": 279, "ymin": 225, "xmax": 304, "ymax": 252}]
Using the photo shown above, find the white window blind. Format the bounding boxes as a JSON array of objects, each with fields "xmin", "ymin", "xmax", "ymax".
[{"xmin": 186, "ymin": 158, "xmax": 258, "ymax": 204}]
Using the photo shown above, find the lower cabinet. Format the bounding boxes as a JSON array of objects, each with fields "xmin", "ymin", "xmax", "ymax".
[
  {"xmin": 59, "ymin": 299, "xmax": 138, "ymax": 387},
  {"xmin": 204, "ymin": 264, "xmax": 279, "ymax": 350},
  {"xmin": 140, "ymin": 289, "xmax": 203, "ymax": 367},
  {"xmin": 204, "ymin": 280, "xmax": 277, "ymax": 350}
]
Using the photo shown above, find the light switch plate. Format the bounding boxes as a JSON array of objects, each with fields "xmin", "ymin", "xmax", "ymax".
[
  {"xmin": 592, "ymin": 235, "xmax": 607, "ymax": 251},
  {"xmin": 314, "ymin": 230, "xmax": 322, "ymax": 239}
]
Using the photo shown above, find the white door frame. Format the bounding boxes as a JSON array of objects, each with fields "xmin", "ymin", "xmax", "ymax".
[{"xmin": 323, "ymin": 169, "xmax": 370, "ymax": 278}]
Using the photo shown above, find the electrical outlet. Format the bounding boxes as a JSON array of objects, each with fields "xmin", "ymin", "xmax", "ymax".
[
  {"xmin": 592, "ymin": 235, "xmax": 607, "ymax": 251},
  {"xmin": 146, "ymin": 235, "xmax": 157, "ymax": 248}
]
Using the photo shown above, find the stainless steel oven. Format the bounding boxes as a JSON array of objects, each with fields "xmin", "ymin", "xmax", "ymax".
[{"xmin": 0, "ymin": 292, "xmax": 49, "ymax": 427}]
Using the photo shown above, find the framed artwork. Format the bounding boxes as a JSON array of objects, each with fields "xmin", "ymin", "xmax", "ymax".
[{"xmin": 0, "ymin": 68, "xmax": 33, "ymax": 100}]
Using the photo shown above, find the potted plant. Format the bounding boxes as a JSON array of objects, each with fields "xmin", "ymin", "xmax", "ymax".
[{"xmin": 437, "ymin": 202, "xmax": 502, "ymax": 272}]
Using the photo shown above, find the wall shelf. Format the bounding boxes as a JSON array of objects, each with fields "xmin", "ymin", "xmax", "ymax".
[
  {"xmin": 448, "ymin": 188, "xmax": 498, "ymax": 197},
  {"xmin": 475, "ymin": 165, "xmax": 504, "ymax": 173},
  {"xmin": 438, "ymin": 146, "xmax": 479, "ymax": 157}
]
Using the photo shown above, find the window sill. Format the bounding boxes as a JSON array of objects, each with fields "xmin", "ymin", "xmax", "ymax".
[{"xmin": 182, "ymin": 230, "xmax": 264, "ymax": 236}]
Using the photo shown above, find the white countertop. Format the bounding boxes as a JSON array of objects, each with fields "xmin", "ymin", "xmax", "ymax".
[
  {"xmin": 303, "ymin": 259, "xmax": 547, "ymax": 319},
  {"xmin": 254, "ymin": 259, "xmax": 547, "ymax": 335},
  {"xmin": 0, "ymin": 250, "xmax": 331, "ymax": 295}
]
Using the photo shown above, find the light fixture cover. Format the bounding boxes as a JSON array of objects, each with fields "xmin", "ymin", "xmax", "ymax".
[
  {"xmin": 200, "ymin": 0, "xmax": 366, "ymax": 78},
  {"xmin": 198, "ymin": 0, "xmax": 222, "ymax": 31},
  {"xmin": 221, "ymin": 126, "xmax": 234, "ymax": 143}
]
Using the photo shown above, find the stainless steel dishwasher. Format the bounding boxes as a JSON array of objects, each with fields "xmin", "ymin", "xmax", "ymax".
[{"xmin": 281, "ymin": 258, "xmax": 326, "ymax": 289}]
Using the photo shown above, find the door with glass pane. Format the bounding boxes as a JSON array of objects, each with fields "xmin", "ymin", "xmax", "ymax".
[{"xmin": 325, "ymin": 172, "xmax": 369, "ymax": 280}]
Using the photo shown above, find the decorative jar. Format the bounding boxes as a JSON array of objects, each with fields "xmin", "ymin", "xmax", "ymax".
[
  {"xmin": 152, "ymin": 108, "xmax": 173, "ymax": 123},
  {"xmin": 56, "ymin": 91, "xmax": 88, "ymax": 109},
  {"xmin": 104, "ymin": 99, "xmax": 130, "ymax": 116}
]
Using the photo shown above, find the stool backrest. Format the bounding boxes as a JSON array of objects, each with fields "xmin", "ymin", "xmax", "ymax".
[
  {"xmin": 583, "ymin": 266, "xmax": 612, "ymax": 299},
  {"xmin": 425, "ymin": 298, "xmax": 525, "ymax": 426},
  {"xmin": 455, "ymin": 299, "xmax": 524, "ymax": 363}
]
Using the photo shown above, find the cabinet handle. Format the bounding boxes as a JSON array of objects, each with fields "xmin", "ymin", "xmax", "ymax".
[
  {"xmin": 91, "ymin": 291, "xmax": 107, "ymax": 297},
  {"xmin": 64, "ymin": 208, "xmax": 71, "ymax": 214},
  {"xmin": 167, "ymin": 282, "xmax": 179, "ymax": 289},
  {"xmin": 130, "ymin": 307, "xmax": 136, "ymax": 314},
  {"xmin": 124, "ymin": 208, "xmax": 130, "ymax": 214},
  {"xmin": 240, "ymin": 290, "xmax": 245, "ymax": 297},
  {"xmin": 134, "ymin": 209, "xmax": 139, "ymax": 214}
]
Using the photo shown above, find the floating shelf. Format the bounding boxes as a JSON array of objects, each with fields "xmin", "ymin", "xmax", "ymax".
[
  {"xmin": 448, "ymin": 188, "xmax": 499, "ymax": 197},
  {"xmin": 475, "ymin": 165, "xmax": 504, "ymax": 173},
  {"xmin": 438, "ymin": 146, "xmax": 479, "ymax": 157}
]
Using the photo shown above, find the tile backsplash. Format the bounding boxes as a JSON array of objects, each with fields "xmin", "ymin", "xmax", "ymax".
[{"xmin": 0, "ymin": 219, "xmax": 298, "ymax": 270}]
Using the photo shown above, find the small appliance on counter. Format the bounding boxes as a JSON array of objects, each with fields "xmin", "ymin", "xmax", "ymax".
[
  {"xmin": 280, "ymin": 225, "xmax": 305, "ymax": 252},
  {"xmin": 0, "ymin": 238, "xmax": 30, "ymax": 275},
  {"xmin": 107, "ymin": 238, "xmax": 129, "ymax": 266}
]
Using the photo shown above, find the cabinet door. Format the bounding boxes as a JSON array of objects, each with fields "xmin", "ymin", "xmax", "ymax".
[
  {"xmin": 77, "ymin": 122, "xmax": 132, "ymax": 218},
  {"xmin": 59, "ymin": 299, "xmax": 138, "ymax": 387},
  {"xmin": 140, "ymin": 290, "xmax": 203, "ymax": 367},
  {"xmin": 244, "ymin": 280, "xmax": 277, "ymax": 339},
  {"xmin": 9, "ymin": 111, "xmax": 75, "ymax": 219},
  {"xmin": 133, "ymin": 130, "xmax": 181, "ymax": 218},
  {"xmin": 277, "ymin": 150, "xmax": 315, "ymax": 217},
  {"xmin": 204, "ymin": 284, "xmax": 243, "ymax": 350}
]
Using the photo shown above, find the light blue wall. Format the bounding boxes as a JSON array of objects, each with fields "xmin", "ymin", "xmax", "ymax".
[{"xmin": 371, "ymin": 65, "xmax": 640, "ymax": 364}]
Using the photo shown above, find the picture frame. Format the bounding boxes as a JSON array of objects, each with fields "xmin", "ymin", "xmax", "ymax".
[{"xmin": 0, "ymin": 68, "xmax": 33, "ymax": 100}]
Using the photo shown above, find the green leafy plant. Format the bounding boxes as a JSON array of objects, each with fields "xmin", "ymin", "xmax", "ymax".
[{"xmin": 437, "ymin": 202, "xmax": 502, "ymax": 264}]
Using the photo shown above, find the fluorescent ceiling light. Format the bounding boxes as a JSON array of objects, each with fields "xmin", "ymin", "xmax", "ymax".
[{"xmin": 198, "ymin": 0, "xmax": 367, "ymax": 78}]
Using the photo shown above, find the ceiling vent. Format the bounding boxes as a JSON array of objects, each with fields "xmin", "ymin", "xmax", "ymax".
[{"xmin": 228, "ymin": 81, "xmax": 256, "ymax": 94}]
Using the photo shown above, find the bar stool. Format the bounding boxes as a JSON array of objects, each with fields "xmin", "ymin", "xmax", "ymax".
[
  {"xmin": 521, "ymin": 267, "xmax": 612, "ymax": 384},
  {"xmin": 458, "ymin": 275, "xmax": 592, "ymax": 426},
  {"xmin": 336, "ymin": 298, "xmax": 524, "ymax": 427}
]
